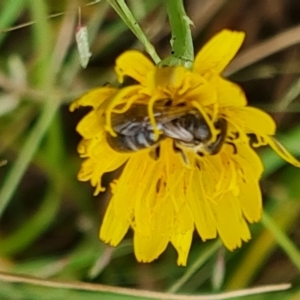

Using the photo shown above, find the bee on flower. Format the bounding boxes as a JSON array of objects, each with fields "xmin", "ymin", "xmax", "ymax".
[{"xmin": 71, "ymin": 29, "xmax": 300, "ymax": 266}]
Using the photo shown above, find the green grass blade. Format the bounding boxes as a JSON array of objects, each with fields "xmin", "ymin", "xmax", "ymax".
[
  {"xmin": 0, "ymin": 0, "xmax": 27, "ymax": 46},
  {"xmin": 262, "ymin": 211, "xmax": 300, "ymax": 271},
  {"xmin": 0, "ymin": 98, "xmax": 60, "ymax": 218},
  {"xmin": 107, "ymin": 0, "xmax": 160, "ymax": 63}
]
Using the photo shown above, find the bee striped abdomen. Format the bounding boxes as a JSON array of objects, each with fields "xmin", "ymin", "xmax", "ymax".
[
  {"xmin": 106, "ymin": 104, "xmax": 168, "ymax": 152},
  {"xmin": 106, "ymin": 128, "xmax": 162, "ymax": 152}
]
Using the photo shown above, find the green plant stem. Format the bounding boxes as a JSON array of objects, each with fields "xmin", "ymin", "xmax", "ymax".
[
  {"xmin": 162, "ymin": 0, "xmax": 194, "ymax": 68},
  {"xmin": 29, "ymin": 0, "xmax": 53, "ymax": 87},
  {"xmin": 107, "ymin": 0, "xmax": 160, "ymax": 64},
  {"xmin": 167, "ymin": 240, "xmax": 221, "ymax": 293}
]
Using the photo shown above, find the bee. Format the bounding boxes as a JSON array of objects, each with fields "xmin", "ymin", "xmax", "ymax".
[{"xmin": 106, "ymin": 104, "xmax": 228, "ymax": 156}]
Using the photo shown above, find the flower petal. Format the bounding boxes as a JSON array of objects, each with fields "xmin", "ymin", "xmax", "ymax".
[
  {"xmin": 239, "ymin": 175, "xmax": 262, "ymax": 223},
  {"xmin": 194, "ymin": 30, "xmax": 245, "ymax": 75},
  {"xmin": 100, "ymin": 152, "xmax": 152, "ymax": 246},
  {"xmin": 266, "ymin": 136, "xmax": 300, "ymax": 167},
  {"xmin": 134, "ymin": 179, "xmax": 173, "ymax": 263},
  {"xmin": 76, "ymin": 111, "xmax": 102, "ymax": 139},
  {"xmin": 214, "ymin": 77, "xmax": 247, "ymax": 107},
  {"xmin": 77, "ymin": 125, "xmax": 128, "ymax": 195},
  {"xmin": 225, "ymin": 106, "xmax": 276, "ymax": 136},
  {"xmin": 78, "ymin": 149, "xmax": 128, "ymax": 195},
  {"xmin": 171, "ymin": 230, "xmax": 193, "ymax": 266},
  {"xmin": 109, "ymin": 151, "xmax": 154, "ymax": 221},
  {"xmin": 134, "ymin": 232, "xmax": 169, "ymax": 263},
  {"xmin": 99, "ymin": 199, "xmax": 131, "ymax": 246},
  {"xmin": 70, "ymin": 87, "xmax": 117, "ymax": 111},
  {"xmin": 187, "ymin": 167, "xmax": 218, "ymax": 241},
  {"xmin": 105, "ymin": 148, "xmax": 171, "ymax": 263},
  {"xmin": 115, "ymin": 50, "xmax": 155, "ymax": 85},
  {"xmin": 213, "ymin": 193, "xmax": 251, "ymax": 250},
  {"xmin": 184, "ymin": 81, "xmax": 218, "ymax": 107},
  {"xmin": 232, "ymin": 143, "xmax": 264, "ymax": 180},
  {"xmin": 229, "ymin": 143, "xmax": 263, "ymax": 222}
]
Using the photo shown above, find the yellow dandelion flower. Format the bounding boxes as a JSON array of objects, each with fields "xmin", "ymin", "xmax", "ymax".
[{"xmin": 71, "ymin": 29, "xmax": 300, "ymax": 266}]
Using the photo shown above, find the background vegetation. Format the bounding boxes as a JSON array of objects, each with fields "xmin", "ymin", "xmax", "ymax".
[{"xmin": 0, "ymin": 0, "xmax": 300, "ymax": 299}]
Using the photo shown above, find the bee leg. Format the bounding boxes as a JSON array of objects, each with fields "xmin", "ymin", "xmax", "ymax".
[
  {"xmin": 206, "ymin": 135, "xmax": 224, "ymax": 155},
  {"xmin": 205, "ymin": 119, "xmax": 228, "ymax": 155},
  {"xmin": 173, "ymin": 142, "xmax": 190, "ymax": 166}
]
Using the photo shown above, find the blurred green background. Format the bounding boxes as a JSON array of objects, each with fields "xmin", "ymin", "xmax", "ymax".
[{"xmin": 1, "ymin": 0, "xmax": 300, "ymax": 299}]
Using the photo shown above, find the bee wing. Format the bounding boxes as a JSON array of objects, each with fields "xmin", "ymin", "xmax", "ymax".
[
  {"xmin": 110, "ymin": 104, "xmax": 193, "ymax": 136},
  {"xmin": 110, "ymin": 105, "xmax": 159, "ymax": 135},
  {"xmin": 110, "ymin": 105, "xmax": 191, "ymax": 125},
  {"xmin": 154, "ymin": 106, "xmax": 192, "ymax": 124}
]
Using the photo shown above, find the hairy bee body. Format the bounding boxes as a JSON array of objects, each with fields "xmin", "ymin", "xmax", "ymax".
[
  {"xmin": 106, "ymin": 104, "xmax": 227, "ymax": 155},
  {"xmin": 106, "ymin": 118, "xmax": 163, "ymax": 152}
]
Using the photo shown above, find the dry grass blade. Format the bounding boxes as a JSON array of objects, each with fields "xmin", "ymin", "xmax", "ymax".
[
  {"xmin": 188, "ymin": 0, "xmax": 227, "ymax": 32},
  {"xmin": 0, "ymin": 0, "xmax": 101, "ymax": 33},
  {"xmin": 0, "ymin": 272, "xmax": 291, "ymax": 300},
  {"xmin": 225, "ymin": 24, "xmax": 300, "ymax": 76}
]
